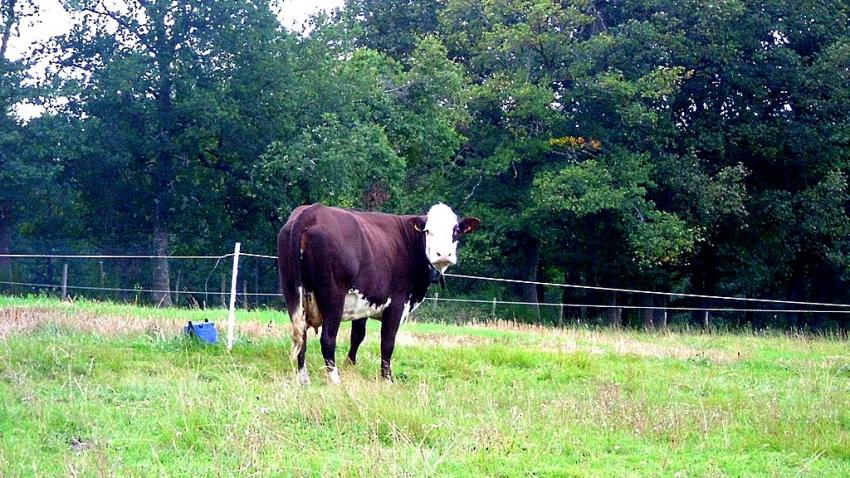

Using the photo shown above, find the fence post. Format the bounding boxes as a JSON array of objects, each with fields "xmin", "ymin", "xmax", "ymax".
[
  {"xmin": 242, "ymin": 280, "xmax": 248, "ymax": 309},
  {"xmin": 220, "ymin": 273, "xmax": 227, "ymax": 307},
  {"xmin": 558, "ymin": 303, "xmax": 564, "ymax": 328},
  {"xmin": 61, "ymin": 263, "xmax": 68, "ymax": 300},
  {"xmin": 704, "ymin": 310, "xmax": 710, "ymax": 330},
  {"xmin": 434, "ymin": 292, "xmax": 439, "ymax": 308},
  {"xmin": 491, "ymin": 297, "xmax": 497, "ymax": 319},
  {"xmin": 226, "ymin": 242, "xmax": 241, "ymax": 351},
  {"xmin": 99, "ymin": 260, "xmax": 105, "ymax": 299},
  {"xmin": 174, "ymin": 270, "xmax": 181, "ymax": 306}
]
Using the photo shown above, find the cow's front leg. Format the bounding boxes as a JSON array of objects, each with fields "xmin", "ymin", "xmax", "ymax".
[
  {"xmin": 347, "ymin": 318, "xmax": 367, "ymax": 365},
  {"xmin": 379, "ymin": 305, "xmax": 404, "ymax": 382}
]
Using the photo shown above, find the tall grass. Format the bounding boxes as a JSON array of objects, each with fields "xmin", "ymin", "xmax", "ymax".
[{"xmin": 1, "ymin": 297, "xmax": 848, "ymax": 476}]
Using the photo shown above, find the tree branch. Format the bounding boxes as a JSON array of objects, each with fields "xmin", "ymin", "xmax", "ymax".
[
  {"xmin": 81, "ymin": 1, "xmax": 154, "ymax": 53},
  {"xmin": 1, "ymin": 0, "xmax": 18, "ymax": 59}
]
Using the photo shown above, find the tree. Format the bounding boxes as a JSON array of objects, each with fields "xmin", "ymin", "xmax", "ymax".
[
  {"xmin": 252, "ymin": 22, "xmax": 468, "ymax": 221},
  {"xmin": 0, "ymin": 0, "xmax": 57, "ymax": 280},
  {"xmin": 343, "ymin": 0, "xmax": 444, "ymax": 59},
  {"xmin": 593, "ymin": 0, "xmax": 850, "ymax": 327},
  {"xmin": 52, "ymin": 0, "xmax": 285, "ymax": 304}
]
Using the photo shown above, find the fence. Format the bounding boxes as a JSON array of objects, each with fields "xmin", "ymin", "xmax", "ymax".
[{"xmin": 3, "ymin": 242, "xmax": 850, "ymax": 349}]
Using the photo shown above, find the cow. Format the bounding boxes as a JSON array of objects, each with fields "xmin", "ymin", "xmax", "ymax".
[{"xmin": 277, "ymin": 203, "xmax": 479, "ymax": 384}]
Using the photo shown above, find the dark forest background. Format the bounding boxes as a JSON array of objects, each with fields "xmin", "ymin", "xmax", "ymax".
[{"xmin": 2, "ymin": 0, "xmax": 849, "ymax": 329}]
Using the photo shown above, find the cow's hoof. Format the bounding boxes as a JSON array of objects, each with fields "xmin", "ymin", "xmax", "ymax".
[
  {"xmin": 345, "ymin": 356, "xmax": 356, "ymax": 366},
  {"xmin": 296, "ymin": 368, "xmax": 310, "ymax": 385},
  {"xmin": 328, "ymin": 367, "xmax": 341, "ymax": 384}
]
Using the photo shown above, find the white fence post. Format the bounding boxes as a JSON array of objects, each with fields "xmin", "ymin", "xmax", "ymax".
[
  {"xmin": 62, "ymin": 263, "xmax": 68, "ymax": 300},
  {"xmin": 226, "ymin": 242, "xmax": 241, "ymax": 351}
]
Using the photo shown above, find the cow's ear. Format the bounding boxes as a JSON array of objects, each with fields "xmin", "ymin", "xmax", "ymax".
[
  {"xmin": 409, "ymin": 216, "xmax": 426, "ymax": 233},
  {"xmin": 458, "ymin": 217, "xmax": 480, "ymax": 234}
]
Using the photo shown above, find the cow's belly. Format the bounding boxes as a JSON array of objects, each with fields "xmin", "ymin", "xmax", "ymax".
[{"xmin": 341, "ymin": 289, "xmax": 391, "ymax": 321}]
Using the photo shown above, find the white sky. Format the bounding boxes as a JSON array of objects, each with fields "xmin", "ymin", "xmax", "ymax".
[
  {"xmin": 7, "ymin": 0, "xmax": 344, "ymax": 119},
  {"xmin": 6, "ymin": 0, "xmax": 346, "ymax": 60}
]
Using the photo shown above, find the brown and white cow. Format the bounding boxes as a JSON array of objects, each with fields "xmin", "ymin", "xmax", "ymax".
[{"xmin": 277, "ymin": 203, "xmax": 479, "ymax": 384}]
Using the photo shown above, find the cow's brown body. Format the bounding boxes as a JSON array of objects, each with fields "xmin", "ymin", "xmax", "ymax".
[{"xmin": 277, "ymin": 204, "xmax": 435, "ymax": 383}]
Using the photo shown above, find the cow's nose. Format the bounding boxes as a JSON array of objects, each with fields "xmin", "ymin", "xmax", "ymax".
[{"xmin": 435, "ymin": 252, "xmax": 455, "ymax": 263}]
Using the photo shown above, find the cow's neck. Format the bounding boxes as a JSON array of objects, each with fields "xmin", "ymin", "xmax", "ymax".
[{"xmin": 402, "ymin": 217, "xmax": 433, "ymax": 304}]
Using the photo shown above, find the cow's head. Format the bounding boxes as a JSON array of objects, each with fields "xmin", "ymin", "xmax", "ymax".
[{"xmin": 411, "ymin": 203, "xmax": 480, "ymax": 274}]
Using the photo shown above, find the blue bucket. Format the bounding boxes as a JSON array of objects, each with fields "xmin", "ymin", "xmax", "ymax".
[{"xmin": 184, "ymin": 320, "xmax": 218, "ymax": 345}]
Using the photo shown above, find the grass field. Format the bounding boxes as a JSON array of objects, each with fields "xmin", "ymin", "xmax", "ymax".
[{"xmin": 0, "ymin": 296, "xmax": 848, "ymax": 476}]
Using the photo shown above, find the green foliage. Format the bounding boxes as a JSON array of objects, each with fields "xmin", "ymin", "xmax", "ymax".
[
  {"xmin": 261, "ymin": 115, "xmax": 405, "ymax": 209},
  {"xmin": 3, "ymin": 0, "xmax": 850, "ymax": 327}
]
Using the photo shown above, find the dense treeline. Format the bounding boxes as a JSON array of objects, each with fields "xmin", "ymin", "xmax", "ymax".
[{"xmin": 1, "ymin": 0, "xmax": 849, "ymax": 329}]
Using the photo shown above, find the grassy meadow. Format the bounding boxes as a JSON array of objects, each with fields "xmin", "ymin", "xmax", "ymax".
[{"xmin": 0, "ymin": 296, "xmax": 848, "ymax": 476}]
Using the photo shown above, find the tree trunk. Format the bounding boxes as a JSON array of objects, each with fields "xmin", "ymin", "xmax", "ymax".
[
  {"xmin": 561, "ymin": 270, "xmax": 573, "ymax": 325},
  {"xmin": 0, "ymin": 205, "xmax": 11, "ymax": 281},
  {"xmin": 150, "ymin": 15, "xmax": 176, "ymax": 308},
  {"xmin": 786, "ymin": 258, "xmax": 807, "ymax": 330},
  {"xmin": 641, "ymin": 295, "xmax": 654, "ymax": 329},
  {"xmin": 607, "ymin": 291, "xmax": 622, "ymax": 327},
  {"xmin": 689, "ymin": 245, "xmax": 718, "ymax": 328},
  {"xmin": 254, "ymin": 259, "xmax": 260, "ymax": 309},
  {"xmin": 519, "ymin": 239, "xmax": 541, "ymax": 322},
  {"xmin": 152, "ymin": 222, "xmax": 172, "ymax": 306},
  {"xmin": 0, "ymin": 0, "xmax": 17, "ymax": 59}
]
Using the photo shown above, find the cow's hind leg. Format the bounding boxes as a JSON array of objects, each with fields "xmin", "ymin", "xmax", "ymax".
[
  {"xmin": 295, "ymin": 329, "xmax": 309, "ymax": 384},
  {"xmin": 289, "ymin": 287, "xmax": 310, "ymax": 385},
  {"xmin": 347, "ymin": 318, "xmax": 367, "ymax": 365},
  {"xmin": 316, "ymin": 296, "xmax": 344, "ymax": 384},
  {"xmin": 321, "ymin": 320, "xmax": 342, "ymax": 383}
]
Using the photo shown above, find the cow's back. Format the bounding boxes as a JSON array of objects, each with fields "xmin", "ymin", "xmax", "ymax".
[{"xmin": 278, "ymin": 204, "xmax": 409, "ymax": 309}]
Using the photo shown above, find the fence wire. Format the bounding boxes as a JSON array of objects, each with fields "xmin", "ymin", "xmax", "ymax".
[{"xmin": 3, "ymin": 251, "xmax": 850, "ymax": 314}]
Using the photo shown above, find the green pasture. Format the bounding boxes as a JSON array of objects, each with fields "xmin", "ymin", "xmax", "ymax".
[{"xmin": 0, "ymin": 297, "xmax": 848, "ymax": 476}]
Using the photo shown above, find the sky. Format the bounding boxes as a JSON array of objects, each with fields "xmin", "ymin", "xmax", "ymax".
[
  {"xmin": 7, "ymin": 0, "xmax": 345, "ymax": 119},
  {"xmin": 6, "ymin": 0, "xmax": 346, "ymax": 60}
]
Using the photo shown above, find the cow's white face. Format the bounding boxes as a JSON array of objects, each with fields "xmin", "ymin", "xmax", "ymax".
[{"xmin": 421, "ymin": 203, "xmax": 480, "ymax": 274}]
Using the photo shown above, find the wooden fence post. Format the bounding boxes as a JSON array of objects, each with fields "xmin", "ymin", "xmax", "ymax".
[
  {"xmin": 220, "ymin": 273, "xmax": 227, "ymax": 307},
  {"xmin": 242, "ymin": 280, "xmax": 248, "ymax": 309},
  {"xmin": 558, "ymin": 303, "xmax": 564, "ymax": 328},
  {"xmin": 61, "ymin": 263, "xmax": 68, "ymax": 300},
  {"xmin": 174, "ymin": 270, "xmax": 181, "ymax": 306}
]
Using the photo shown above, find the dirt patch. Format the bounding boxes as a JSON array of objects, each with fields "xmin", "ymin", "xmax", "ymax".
[
  {"xmin": 1, "ymin": 306, "xmax": 746, "ymax": 363},
  {"xmin": 0, "ymin": 306, "xmax": 181, "ymax": 338},
  {"xmin": 0, "ymin": 306, "xmax": 287, "ymax": 341}
]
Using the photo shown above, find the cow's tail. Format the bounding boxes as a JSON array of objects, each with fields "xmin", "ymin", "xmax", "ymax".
[
  {"xmin": 288, "ymin": 287, "xmax": 306, "ymax": 364},
  {"xmin": 277, "ymin": 206, "xmax": 313, "ymax": 365}
]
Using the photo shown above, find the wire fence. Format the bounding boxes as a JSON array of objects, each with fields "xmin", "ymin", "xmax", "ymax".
[{"xmin": 2, "ymin": 248, "xmax": 850, "ymax": 329}]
